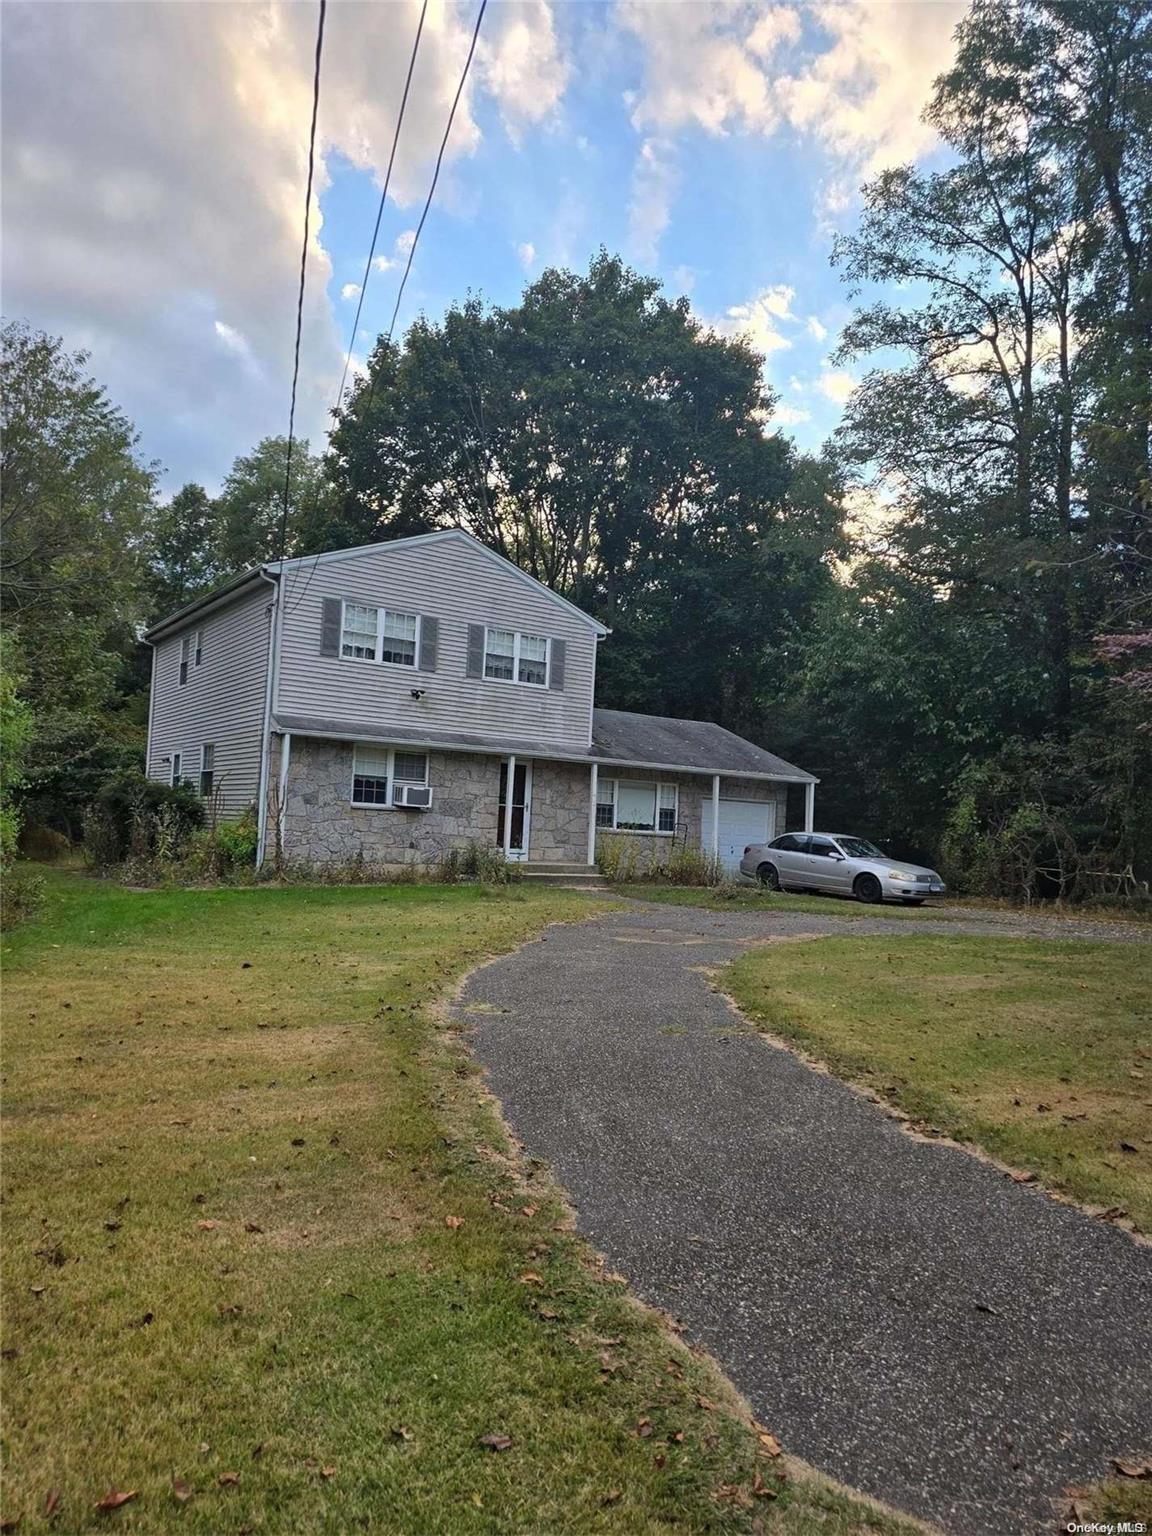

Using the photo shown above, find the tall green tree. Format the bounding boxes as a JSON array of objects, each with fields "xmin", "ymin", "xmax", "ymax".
[
  {"xmin": 215, "ymin": 435, "xmax": 325, "ymax": 573},
  {"xmin": 147, "ymin": 482, "xmax": 219, "ymax": 621},
  {"xmin": 325, "ymin": 253, "xmax": 842, "ymax": 731}
]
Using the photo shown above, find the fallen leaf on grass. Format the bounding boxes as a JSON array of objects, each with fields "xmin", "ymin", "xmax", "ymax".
[
  {"xmin": 196, "ymin": 1220, "xmax": 217, "ymax": 1232},
  {"xmin": 751, "ymin": 1469, "xmax": 778, "ymax": 1500},
  {"xmin": 171, "ymin": 1478, "xmax": 193, "ymax": 1503},
  {"xmin": 320, "ymin": 1466, "xmax": 337, "ymax": 1479},
  {"xmin": 217, "ymin": 1472, "xmax": 240, "ymax": 1486},
  {"xmin": 518, "ymin": 1271, "xmax": 543, "ymax": 1286},
  {"xmin": 44, "ymin": 1489, "xmax": 61, "ymax": 1518},
  {"xmin": 601, "ymin": 1489, "xmax": 622, "ymax": 1505},
  {"xmin": 758, "ymin": 1432, "xmax": 782, "ymax": 1456},
  {"xmin": 1111, "ymin": 1457, "xmax": 1152, "ymax": 1479},
  {"xmin": 95, "ymin": 1489, "xmax": 138, "ymax": 1512},
  {"xmin": 1008, "ymin": 1171, "xmax": 1036, "ymax": 1184},
  {"xmin": 444, "ymin": 1216, "xmax": 464, "ymax": 1230},
  {"xmin": 536, "ymin": 1306, "xmax": 559, "ymax": 1321},
  {"xmin": 696, "ymin": 1395, "xmax": 716, "ymax": 1411},
  {"xmin": 476, "ymin": 1433, "xmax": 513, "ymax": 1452},
  {"xmin": 0, "ymin": 1518, "xmax": 21, "ymax": 1532},
  {"xmin": 243, "ymin": 1222, "xmax": 264, "ymax": 1234},
  {"xmin": 520, "ymin": 1206, "xmax": 538, "ymax": 1218},
  {"xmin": 1119, "ymin": 1141, "xmax": 1139, "ymax": 1154},
  {"xmin": 390, "ymin": 1426, "xmax": 413, "ymax": 1443},
  {"xmin": 635, "ymin": 1419, "xmax": 654, "ymax": 1439}
]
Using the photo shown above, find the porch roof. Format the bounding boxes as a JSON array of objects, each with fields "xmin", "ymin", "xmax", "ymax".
[{"xmin": 272, "ymin": 709, "xmax": 816, "ymax": 784}]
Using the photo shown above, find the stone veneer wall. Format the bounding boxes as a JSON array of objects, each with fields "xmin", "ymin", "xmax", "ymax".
[
  {"xmin": 273, "ymin": 736, "xmax": 805, "ymax": 869},
  {"xmin": 276, "ymin": 736, "xmax": 591, "ymax": 868}
]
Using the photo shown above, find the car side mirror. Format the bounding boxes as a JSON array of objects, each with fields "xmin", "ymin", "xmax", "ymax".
[{"xmin": 830, "ymin": 852, "xmax": 846, "ymax": 861}]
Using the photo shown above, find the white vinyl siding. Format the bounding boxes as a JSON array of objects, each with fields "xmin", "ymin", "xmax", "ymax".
[
  {"xmin": 275, "ymin": 535, "xmax": 597, "ymax": 751},
  {"xmin": 147, "ymin": 582, "xmax": 272, "ymax": 820},
  {"xmin": 595, "ymin": 778, "xmax": 678, "ymax": 834}
]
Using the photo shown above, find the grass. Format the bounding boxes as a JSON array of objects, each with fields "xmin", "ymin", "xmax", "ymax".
[
  {"xmin": 726, "ymin": 932, "xmax": 1152, "ymax": 1232},
  {"xmin": 1, "ymin": 871, "xmax": 916, "ymax": 1536},
  {"xmin": 619, "ymin": 886, "xmax": 950, "ymax": 919}
]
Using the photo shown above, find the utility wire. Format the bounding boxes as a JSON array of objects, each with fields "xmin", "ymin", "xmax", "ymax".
[
  {"xmin": 285, "ymin": 0, "xmax": 486, "ymax": 617},
  {"xmin": 334, "ymin": 0, "xmax": 428, "ymax": 414},
  {"xmin": 277, "ymin": 0, "xmax": 328, "ymax": 569}
]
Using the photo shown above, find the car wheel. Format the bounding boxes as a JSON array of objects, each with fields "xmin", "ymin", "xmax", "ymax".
[
  {"xmin": 757, "ymin": 862, "xmax": 780, "ymax": 890},
  {"xmin": 853, "ymin": 872, "xmax": 883, "ymax": 904}
]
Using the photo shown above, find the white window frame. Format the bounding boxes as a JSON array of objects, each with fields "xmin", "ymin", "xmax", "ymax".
[
  {"xmin": 170, "ymin": 751, "xmax": 183, "ymax": 788},
  {"xmin": 339, "ymin": 600, "xmax": 421, "ymax": 669},
  {"xmin": 179, "ymin": 637, "xmax": 189, "ymax": 686},
  {"xmin": 595, "ymin": 778, "xmax": 678, "ymax": 836},
  {"xmin": 483, "ymin": 627, "xmax": 550, "ymax": 688},
  {"xmin": 193, "ymin": 629, "xmax": 203, "ymax": 668},
  {"xmin": 350, "ymin": 744, "xmax": 429, "ymax": 809},
  {"xmin": 199, "ymin": 743, "xmax": 215, "ymax": 798}
]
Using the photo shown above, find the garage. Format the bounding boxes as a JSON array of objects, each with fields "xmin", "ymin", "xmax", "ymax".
[{"xmin": 701, "ymin": 798, "xmax": 777, "ymax": 876}]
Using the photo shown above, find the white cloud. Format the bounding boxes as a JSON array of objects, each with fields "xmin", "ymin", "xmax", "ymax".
[
  {"xmin": 806, "ymin": 315, "xmax": 828, "ymax": 342},
  {"xmin": 1, "ymin": 0, "xmax": 572, "ymax": 489},
  {"xmin": 818, "ymin": 368, "xmax": 857, "ymax": 404},
  {"xmin": 620, "ymin": 0, "xmax": 966, "ymax": 229},
  {"xmin": 517, "ymin": 241, "xmax": 536, "ymax": 270},
  {"xmin": 394, "ymin": 229, "xmax": 416, "ymax": 256},
  {"xmin": 372, "ymin": 255, "xmax": 398, "ymax": 274},
  {"xmin": 340, "ymin": 282, "xmax": 361, "ymax": 301},
  {"xmin": 711, "ymin": 284, "xmax": 798, "ymax": 360},
  {"xmin": 628, "ymin": 136, "xmax": 678, "ymax": 263},
  {"xmin": 480, "ymin": 0, "xmax": 568, "ymax": 143},
  {"xmin": 773, "ymin": 402, "xmax": 811, "ymax": 427}
]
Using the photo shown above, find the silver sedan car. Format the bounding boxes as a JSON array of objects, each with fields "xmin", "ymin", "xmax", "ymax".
[{"xmin": 738, "ymin": 832, "xmax": 947, "ymax": 905}]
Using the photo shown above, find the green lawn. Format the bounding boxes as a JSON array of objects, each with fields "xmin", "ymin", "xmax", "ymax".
[
  {"xmin": 1, "ymin": 873, "xmax": 914, "ymax": 1536},
  {"xmin": 726, "ymin": 932, "xmax": 1152, "ymax": 1231},
  {"xmin": 619, "ymin": 886, "xmax": 949, "ymax": 919}
]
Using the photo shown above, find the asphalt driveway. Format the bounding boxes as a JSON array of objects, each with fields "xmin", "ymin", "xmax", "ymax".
[{"xmin": 455, "ymin": 902, "xmax": 1152, "ymax": 1536}]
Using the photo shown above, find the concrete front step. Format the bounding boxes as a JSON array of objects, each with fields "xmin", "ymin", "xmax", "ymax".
[
  {"xmin": 519, "ymin": 869, "xmax": 605, "ymax": 885},
  {"xmin": 519, "ymin": 862, "xmax": 601, "ymax": 875}
]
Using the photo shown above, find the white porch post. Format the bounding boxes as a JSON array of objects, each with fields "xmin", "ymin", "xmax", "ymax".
[
  {"xmin": 710, "ymin": 774, "xmax": 721, "ymax": 862},
  {"xmin": 587, "ymin": 761, "xmax": 598, "ymax": 865},
  {"xmin": 277, "ymin": 731, "xmax": 292, "ymax": 858},
  {"xmin": 804, "ymin": 780, "xmax": 815, "ymax": 832},
  {"xmin": 503, "ymin": 754, "xmax": 516, "ymax": 861}
]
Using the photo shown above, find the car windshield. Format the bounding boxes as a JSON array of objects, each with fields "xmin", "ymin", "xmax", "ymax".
[{"xmin": 835, "ymin": 836, "xmax": 884, "ymax": 858}]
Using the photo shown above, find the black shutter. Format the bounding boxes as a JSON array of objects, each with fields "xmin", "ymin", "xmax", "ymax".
[
  {"xmin": 418, "ymin": 616, "xmax": 438, "ymax": 672},
  {"xmin": 549, "ymin": 638, "xmax": 566, "ymax": 691},
  {"xmin": 320, "ymin": 597, "xmax": 341, "ymax": 657},
  {"xmin": 466, "ymin": 624, "xmax": 485, "ymax": 678}
]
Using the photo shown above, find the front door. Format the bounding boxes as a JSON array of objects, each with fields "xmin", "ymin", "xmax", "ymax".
[{"xmin": 497, "ymin": 761, "xmax": 532, "ymax": 860}]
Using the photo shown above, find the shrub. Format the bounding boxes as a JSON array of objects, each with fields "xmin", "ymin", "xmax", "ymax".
[
  {"xmin": 664, "ymin": 846, "xmax": 723, "ymax": 886},
  {"xmin": 213, "ymin": 810, "xmax": 259, "ymax": 869},
  {"xmin": 598, "ymin": 834, "xmax": 721, "ymax": 887},
  {"xmin": 434, "ymin": 842, "xmax": 521, "ymax": 885},
  {"xmin": 17, "ymin": 823, "xmax": 71, "ymax": 862},
  {"xmin": 84, "ymin": 772, "xmax": 203, "ymax": 867},
  {"xmin": 1, "ymin": 864, "xmax": 44, "ymax": 930}
]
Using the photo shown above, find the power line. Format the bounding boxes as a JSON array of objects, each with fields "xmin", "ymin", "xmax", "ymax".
[
  {"xmin": 380, "ymin": 0, "xmax": 488, "ymax": 356},
  {"xmin": 277, "ymin": 0, "xmax": 328, "ymax": 569},
  {"xmin": 334, "ymin": 0, "xmax": 428, "ymax": 414},
  {"xmin": 285, "ymin": 0, "xmax": 487, "ymax": 617}
]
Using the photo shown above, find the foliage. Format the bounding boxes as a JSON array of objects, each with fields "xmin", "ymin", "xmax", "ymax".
[
  {"xmin": 598, "ymin": 835, "xmax": 722, "ymax": 886},
  {"xmin": 147, "ymin": 482, "xmax": 220, "ymax": 621},
  {"xmin": 215, "ymin": 435, "xmax": 327, "ymax": 571},
  {"xmin": 210, "ymin": 808, "xmax": 259, "ymax": 869},
  {"xmin": 0, "ymin": 659, "xmax": 34, "ymax": 864},
  {"xmin": 82, "ymin": 771, "xmax": 204, "ymax": 868},
  {"xmin": 433, "ymin": 842, "xmax": 522, "ymax": 885},
  {"xmin": 0, "ymin": 865, "xmax": 44, "ymax": 931}
]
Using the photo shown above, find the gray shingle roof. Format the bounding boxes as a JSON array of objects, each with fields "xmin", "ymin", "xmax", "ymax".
[
  {"xmin": 591, "ymin": 709, "xmax": 814, "ymax": 781},
  {"xmin": 273, "ymin": 708, "xmax": 814, "ymax": 782}
]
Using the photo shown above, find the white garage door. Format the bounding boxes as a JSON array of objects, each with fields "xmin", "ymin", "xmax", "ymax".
[{"xmin": 701, "ymin": 798, "xmax": 777, "ymax": 875}]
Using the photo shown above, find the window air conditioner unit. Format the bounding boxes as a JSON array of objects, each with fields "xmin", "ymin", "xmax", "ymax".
[{"xmin": 393, "ymin": 783, "xmax": 433, "ymax": 810}]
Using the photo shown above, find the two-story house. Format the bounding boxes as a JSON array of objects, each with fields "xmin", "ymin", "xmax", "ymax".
[{"xmin": 145, "ymin": 530, "xmax": 817, "ymax": 875}]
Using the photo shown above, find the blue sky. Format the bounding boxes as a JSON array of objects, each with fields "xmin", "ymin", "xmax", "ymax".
[{"xmin": 2, "ymin": 0, "xmax": 965, "ymax": 495}]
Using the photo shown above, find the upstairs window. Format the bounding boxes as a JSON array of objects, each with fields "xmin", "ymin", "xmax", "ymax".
[
  {"xmin": 199, "ymin": 744, "xmax": 215, "ymax": 798},
  {"xmin": 595, "ymin": 780, "xmax": 678, "ymax": 834},
  {"xmin": 340, "ymin": 602, "xmax": 419, "ymax": 666},
  {"xmin": 170, "ymin": 751, "xmax": 183, "ymax": 788},
  {"xmin": 194, "ymin": 630, "xmax": 203, "ymax": 667},
  {"xmin": 483, "ymin": 628, "xmax": 549, "ymax": 687},
  {"xmin": 179, "ymin": 637, "xmax": 190, "ymax": 685}
]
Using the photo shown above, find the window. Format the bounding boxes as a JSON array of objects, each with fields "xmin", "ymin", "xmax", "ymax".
[
  {"xmin": 341, "ymin": 603, "xmax": 380, "ymax": 661},
  {"xmin": 170, "ymin": 752, "xmax": 182, "ymax": 788},
  {"xmin": 808, "ymin": 838, "xmax": 840, "ymax": 859},
  {"xmin": 351, "ymin": 746, "xmax": 428, "ymax": 807},
  {"xmin": 340, "ymin": 602, "xmax": 420, "ymax": 666},
  {"xmin": 772, "ymin": 834, "xmax": 807, "ymax": 853},
  {"xmin": 595, "ymin": 779, "xmax": 678, "ymax": 834},
  {"xmin": 199, "ymin": 744, "xmax": 215, "ymax": 798},
  {"xmin": 351, "ymin": 745, "xmax": 391, "ymax": 806},
  {"xmin": 179, "ymin": 637, "xmax": 189, "ymax": 685},
  {"xmin": 392, "ymin": 751, "xmax": 428, "ymax": 785},
  {"xmin": 380, "ymin": 610, "xmax": 417, "ymax": 667},
  {"xmin": 194, "ymin": 630, "xmax": 203, "ymax": 667},
  {"xmin": 483, "ymin": 628, "xmax": 549, "ymax": 687}
]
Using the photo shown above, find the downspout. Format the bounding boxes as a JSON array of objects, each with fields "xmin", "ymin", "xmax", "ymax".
[{"xmin": 254, "ymin": 567, "xmax": 281, "ymax": 869}]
